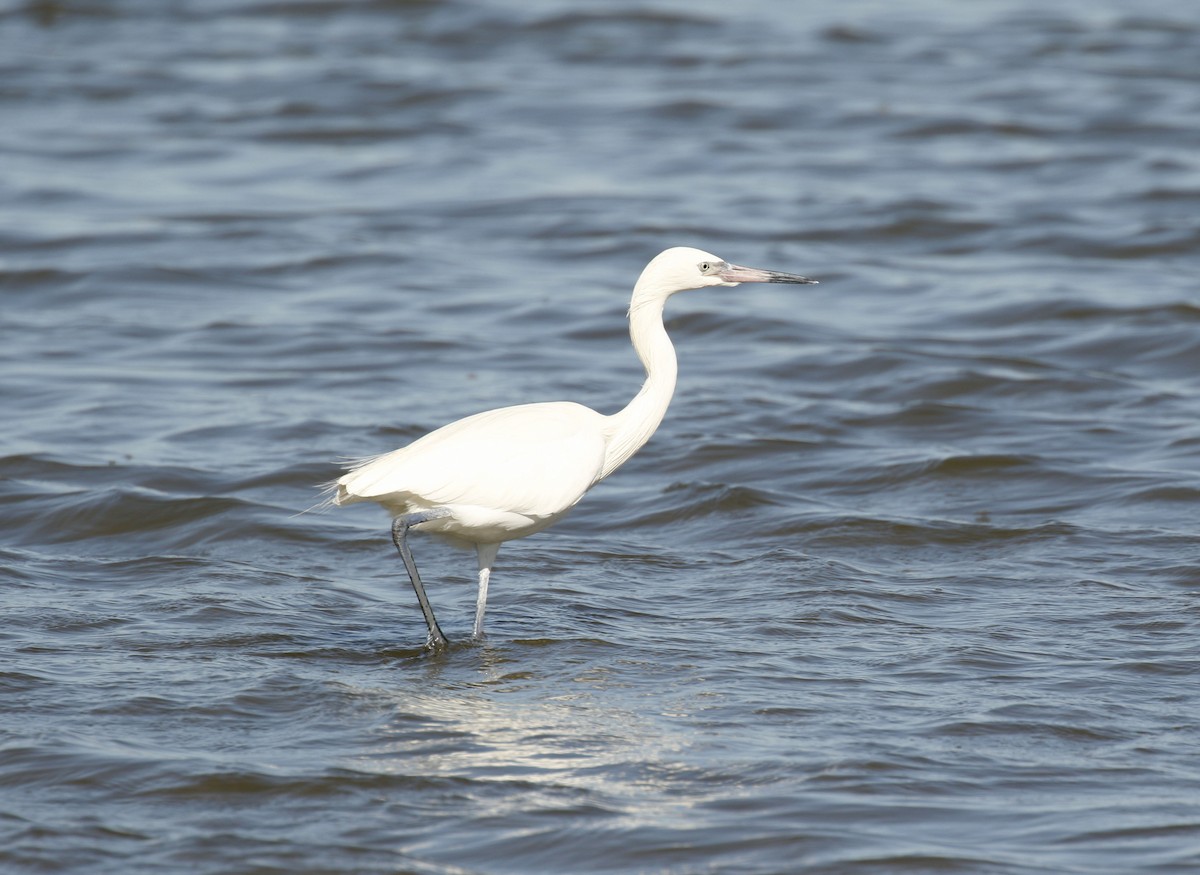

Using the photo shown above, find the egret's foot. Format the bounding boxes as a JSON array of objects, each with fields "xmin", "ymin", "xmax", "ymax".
[{"xmin": 424, "ymin": 631, "xmax": 450, "ymax": 651}]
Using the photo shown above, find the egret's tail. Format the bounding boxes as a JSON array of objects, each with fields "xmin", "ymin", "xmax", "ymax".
[{"xmin": 296, "ymin": 458, "xmax": 372, "ymax": 518}]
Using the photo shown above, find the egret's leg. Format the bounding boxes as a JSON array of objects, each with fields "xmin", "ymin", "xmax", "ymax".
[
  {"xmin": 473, "ymin": 543, "xmax": 500, "ymax": 640},
  {"xmin": 391, "ymin": 513, "xmax": 449, "ymax": 650}
]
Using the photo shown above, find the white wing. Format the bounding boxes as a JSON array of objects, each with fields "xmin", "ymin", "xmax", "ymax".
[{"xmin": 336, "ymin": 401, "xmax": 609, "ymax": 521}]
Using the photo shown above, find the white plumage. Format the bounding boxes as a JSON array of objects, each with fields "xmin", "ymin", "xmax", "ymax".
[
  {"xmin": 330, "ymin": 246, "xmax": 816, "ymax": 649},
  {"xmin": 336, "ymin": 402, "xmax": 607, "ymax": 544}
]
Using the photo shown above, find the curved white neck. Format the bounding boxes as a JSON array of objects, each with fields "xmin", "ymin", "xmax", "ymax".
[{"xmin": 600, "ymin": 293, "xmax": 678, "ymax": 480}]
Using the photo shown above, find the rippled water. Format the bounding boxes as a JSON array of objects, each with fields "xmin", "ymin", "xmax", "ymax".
[{"xmin": 3, "ymin": 0, "xmax": 1200, "ymax": 872}]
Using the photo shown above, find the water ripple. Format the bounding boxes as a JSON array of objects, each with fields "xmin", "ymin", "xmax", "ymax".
[{"xmin": 3, "ymin": 1, "xmax": 1200, "ymax": 873}]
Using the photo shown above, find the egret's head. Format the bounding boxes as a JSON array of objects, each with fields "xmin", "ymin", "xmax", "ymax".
[{"xmin": 635, "ymin": 246, "xmax": 817, "ymax": 300}]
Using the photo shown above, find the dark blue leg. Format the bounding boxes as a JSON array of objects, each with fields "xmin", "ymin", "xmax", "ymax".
[{"xmin": 391, "ymin": 511, "xmax": 450, "ymax": 650}]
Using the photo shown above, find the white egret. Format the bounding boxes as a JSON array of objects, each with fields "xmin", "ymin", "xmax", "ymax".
[{"xmin": 330, "ymin": 247, "xmax": 816, "ymax": 649}]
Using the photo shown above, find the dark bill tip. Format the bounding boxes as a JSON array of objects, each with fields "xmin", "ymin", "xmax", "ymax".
[{"xmin": 719, "ymin": 263, "xmax": 818, "ymax": 285}]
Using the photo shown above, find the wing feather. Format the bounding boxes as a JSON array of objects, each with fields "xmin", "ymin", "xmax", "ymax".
[{"xmin": 336, "ymin": 402, "xmax": 608, "ymax": 519}]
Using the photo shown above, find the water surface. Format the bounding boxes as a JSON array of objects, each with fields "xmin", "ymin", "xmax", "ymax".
[{"xmin": 2, "ymin": 0, "xmax": 1199, "ymax": 872}]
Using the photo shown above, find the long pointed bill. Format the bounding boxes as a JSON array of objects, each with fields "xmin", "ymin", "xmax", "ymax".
[{"xmin": 719, "ymin": 263, "xmax": 818, "ymax": 285}]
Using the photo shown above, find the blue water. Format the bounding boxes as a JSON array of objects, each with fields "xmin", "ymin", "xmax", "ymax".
[{"xmin": 2, "ymin": 0, "xmax": 1199, "ymax": 872}]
